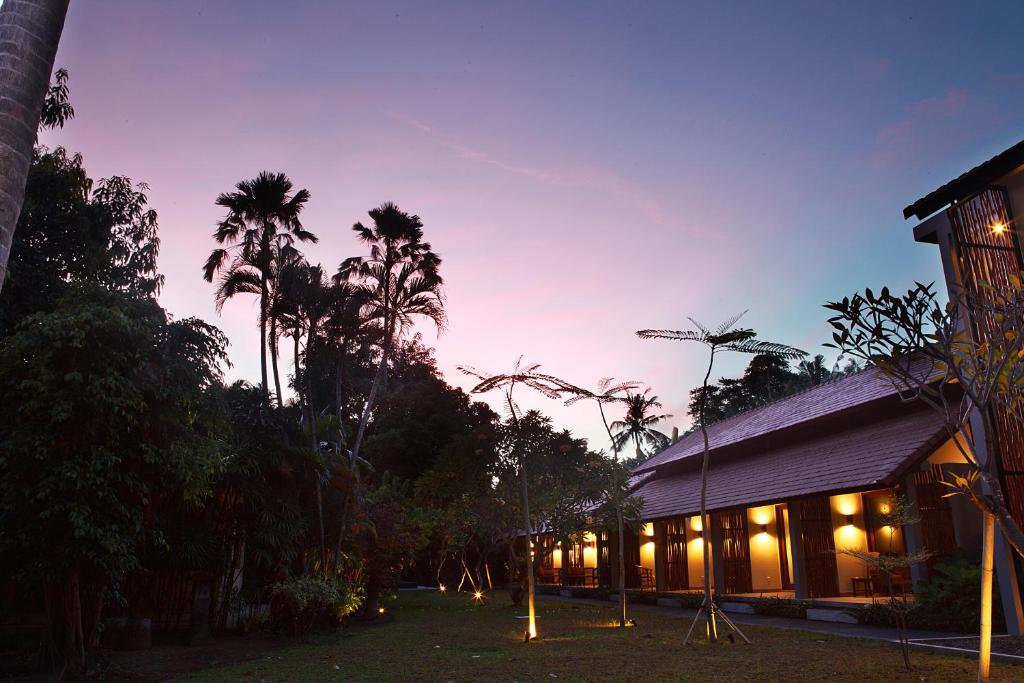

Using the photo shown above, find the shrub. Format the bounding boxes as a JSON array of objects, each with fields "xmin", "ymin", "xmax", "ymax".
[
  {"xmin": 268, "ymin": 576, "xmax": 362, "ymax": 635},
  {"xmin": 850, "ymin": 552, "xmax": 1006, "ymax": 633},
  {"xmin": 909, "ymin": 552, "xmax": 1004, "ymax": 633},
  {"xmin": 752, "ymin": 597, "xmax": 810, "ymax": 619},
  {"xmin": 676, "ymin": 591, "xmax": 718, "ymax": 609}
]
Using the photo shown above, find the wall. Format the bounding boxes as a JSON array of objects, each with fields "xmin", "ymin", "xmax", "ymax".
[
  {"xmin": 747, "ymin": 505, "xmax": 783, "ymax": 592},
  {"xmin": 640, "ymin": 523, "xmax": 656, "ymax": 571},
  {"xmin": 831, "ymin": 493, "xmax": 869, "ymax": 595},
  {"xmin": 685, "ymin": 515, "xmax": 713, "ymax": 589}
]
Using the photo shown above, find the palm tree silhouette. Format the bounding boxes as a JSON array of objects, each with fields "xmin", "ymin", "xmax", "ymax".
[
  {"xmin": 638, "ymin": 311, "xmax": 804, "ymax": 643},
  {"xmin": 611, "ymin": 389, "xmax": 673, "ymax": 458},
  {"xmin": 203, "ymin": 172, "xmax": 314, "ymax": 402},
  {"xmin": 458, "ymin": 357, "xmax": 573, "ymax": 641},
  {"xmin": 334, "ymin": 203, "xmax": 445, "ymax": 551}
]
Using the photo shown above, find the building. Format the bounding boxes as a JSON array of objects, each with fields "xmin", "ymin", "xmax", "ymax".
[
  {"xmin": 905, "ymin": 137, "xmax": 1024, "ymax": 634},
  {"xmin": 535, "ymin": 139, "xmax": 1024, "ymax": 633}
]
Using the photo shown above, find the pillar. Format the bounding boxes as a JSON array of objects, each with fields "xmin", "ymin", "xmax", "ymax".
[
  {"xmin": 901, "ymin": 472, "xmax": 929, "ymax": 585},
  {"xmin": 786, "ymin": 501, "xmax": 808, "ymax": 600},
  {"xmin": 654, "ymin": 521, "xmax": 667, "ymax": 592}
]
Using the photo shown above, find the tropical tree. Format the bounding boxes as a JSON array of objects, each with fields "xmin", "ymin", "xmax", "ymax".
[
  {"xmin": 333, "ymin": 203, "xmax": 445, "ymax": 555},
  {"xmin": 0, "ymin": 0, "xmax": 71, "ymax": 294},
  {"xmin": 611, "ymin": 389, "xmax": 672, "ymax": 458},
  {"xmin": 563, "ymin": 378, "xmax": 638, "ymax": 627},
  {"xmin": 825, "ymin": 280, "xmax": 1024, "ymax": 681},
  {"xmin": 638, "ymin": 312, "xmax": 805, "ymax": 643},
  {"xmin": 458, "ymin": 358, "xmax": 570, "ymax": 641},
  {"xmin": 203, "ymin": 172, "xmax": 315, "ymax": 403}
]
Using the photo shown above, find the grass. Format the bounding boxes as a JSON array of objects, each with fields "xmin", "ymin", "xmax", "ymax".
[{"xmin": 179, "ymin": 591, "xmax": 1018, "ymax": 682}]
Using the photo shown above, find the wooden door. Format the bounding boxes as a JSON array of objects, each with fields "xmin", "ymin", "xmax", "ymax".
[
  {"xmin": 800, "ymin": 496, "xmax": 839, "ymax": 597},
  {"xmin": 664, "ymin": 517, "xmax": 689, "ymax": 590},
  {"xmin": 720, "ymin": 509, "xmax": 752, "ymax": 594}
]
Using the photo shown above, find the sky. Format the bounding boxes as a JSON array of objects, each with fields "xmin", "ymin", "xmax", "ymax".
[{"xmin": 37, "ymin": 1, "xmax": 1024, "ymax": 452}]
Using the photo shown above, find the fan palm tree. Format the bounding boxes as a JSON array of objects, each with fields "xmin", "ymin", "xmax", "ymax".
[
  {"xmin": 637, "ymin": 312, "xmax": 805, "ymax": 643},
  {"xmin": 203, "ymin": 172, "xmax": 314, "ymax": 402},
  {"xmin": 0, "ymin": 0, "xmax": 70, "ymax": 296},
  {"xmin": 564, "ymin": 378, "xmax": 641, "ymax": 627},
  {"xmin": 611, "ymin": 389, "xmax": 673, "ymax": 458},
  {"xmin": 333, "ymin": 203, "xmax": 445, "ymax": 553},
  {"xmin": 458, "ymin": 357, "xmax": 573, "ymax": 641}
]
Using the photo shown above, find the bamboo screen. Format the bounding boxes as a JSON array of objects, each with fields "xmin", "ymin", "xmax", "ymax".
[{"xmin": 948, "ymin": 187, "xmax": 1024, "ymax": 528}]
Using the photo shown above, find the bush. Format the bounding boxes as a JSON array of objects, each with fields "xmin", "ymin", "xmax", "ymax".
[
  {"xmin": 676, "ymin": 591, "xmax": 718, "ymax": 609},
  {"xmin": 850, "ymin": 552, "xmax": 1006, "ymax": 633},
  {"xmin": 910, "ymin": 552, "xmax": 1004, "ymax": 633},
  {"xmin": 752, "ymin": 597, "xmax": 810, "ymax": 619},
  {"xmin": 268, "ymin": 576, "xmax": 362, "ymax": 635}
]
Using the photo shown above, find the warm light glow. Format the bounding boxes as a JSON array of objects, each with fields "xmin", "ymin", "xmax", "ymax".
[
  {"xmin": 473, "ymin": 590, "xmax": 484, "ymax": 602},
  {"xmin": 528, "ymin": 622, "xmax": 537, "ymax": 640},
  {"xmin": 879, "ymin": 503, "xmax": 891, "ymax": 515},
  {"xmin": 833, "ymin": 493, "xmax": 859, "ymax": 517},
  {"xmin": 991, "ymin": 221, "xmax": 1007, "ymax": 235},
  {"xmin": 378, "ymin": 607, "xmax": 386, "ymax": 614},
  {"xmin": 750, "ymin": 506, "xmax": 773, "ymax": 526},
  {"xmin": 642, "ymin": 522, "xmax": 655, "ymax": 537},
  {"xmin": 690, "ymin": 516, "xmax": 703, "ymax": 532},
  {"xmin": 438, "ymin": 584, "xmax": 446, "ymax": 593},
  {"xmin": 583, "ymin": 531, "xmax": 596, "ymax": 543}
]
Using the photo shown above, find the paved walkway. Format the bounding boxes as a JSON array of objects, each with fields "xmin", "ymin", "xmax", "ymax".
[{"xmin": 536, "ymin": 593, "xmax": 959, "ymax": 642}]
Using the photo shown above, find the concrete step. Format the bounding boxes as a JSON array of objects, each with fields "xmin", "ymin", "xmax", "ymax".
[
  {"xmin": 806, "ymin": 607, "xmax": 859, "ymax": 624},
  {"xmin": 720, "ymin": 602, "xmax": 755, "ymax": 614}
]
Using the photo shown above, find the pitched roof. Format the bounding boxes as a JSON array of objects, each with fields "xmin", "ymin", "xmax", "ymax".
[
  {"xmin": 903, "ymin": 139, "xmax": 1024, "ymax": 221},
  {"xmin": 632, "ymin": 408, "xmax": 946, "ymax": 520},
  {"xmin": 633, "ymin": 364, "xmax": 904, "ymax": 474}
]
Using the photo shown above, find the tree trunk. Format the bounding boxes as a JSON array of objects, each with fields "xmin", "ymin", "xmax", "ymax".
[
  {"xmin": 259, "ymin": 284, "xmax": 269, "ymax": 395},
  {"xmin": 306, "ymin": 322, "xmax": 327, "ymax": 571},
  {"xmin": 520, "ymin": 457, "xmax": 537, "ymax": 640},
  {"xmin": 0, "ymin": 0, "xmax": 70, "ymax": 294},
  {"xmin": 40, "ymin": 565, "xmax": 85, "ymax": 677},
  {"xmin": 698, "ymin": 351, "xmax": 718, "ymax": 642},
  {"xmin": 269, "ymin": 317, "xmax": 283, "ymax": 406},
  {"xmin": 598, "ymin": 400, "xmax": 630, "ymax": 628},
  {"xmin": 979, "ymin": 511, "xmax": 995, "ymax": 683}
]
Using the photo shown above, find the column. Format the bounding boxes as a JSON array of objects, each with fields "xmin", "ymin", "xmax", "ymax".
[
  {"xmin": 901, "ymin": 472, "xmax": 929, "ymax": 585},
  {"xmin": 710, "ymin": 512, "xmax": 726, "ymax": 594},
  {"xmin": 654, "ymin": 521, "xmax": 667, "ymax": 592},
  {"xmin": 786, "ymin": 500, "xmax": 808, "ymax": 600}
]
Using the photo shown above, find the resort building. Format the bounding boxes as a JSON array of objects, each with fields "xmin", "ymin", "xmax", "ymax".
[
  {"xmin": 534, "ymin": 365, "xmax": 979, "ymax": 600},
  {"xmin": 536, "ymin": 139, "xmax": 1024, "ymax": 634}
]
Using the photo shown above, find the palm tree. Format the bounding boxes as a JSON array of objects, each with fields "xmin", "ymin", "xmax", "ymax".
[
  {"xmin": 611, "ymin": 389, "xmax": 673, "ymax": 458},
  {"xmin": 0, "ymin": 0, "xmax": 70, "ymax": 295},
  {"xmin": 564, "ymin": 378, "xmax": 640, "ymax": 628},
  {"xmin": 333, "ymin": 203, "xmax": 445, "ymax": 554},
  {"xmin": 458, "ymin": 358, "xmax": 572, "ymax": 641},
  {"xmin": 798, "ymin": 353, "xmax": 831, "ymax": 386},
  {"xmin": 203, "ymin": 172, "xmax": 314, "ymax": 402},
  {"xmin": 638, "ymin": 312, "xmax": 804, "ymax": 643}
]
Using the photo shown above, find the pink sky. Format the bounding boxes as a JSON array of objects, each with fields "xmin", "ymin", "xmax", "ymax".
[{"xmin": 38, "ymin": 1, "xmax": 1024, "ymax": 450}]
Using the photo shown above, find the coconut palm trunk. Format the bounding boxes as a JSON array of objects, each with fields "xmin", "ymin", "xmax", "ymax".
[
  {"xmin": 597, "ymin": 402, "xmax": 628, "ymax": 626},
  {"xmin": 259, "ymin": 280, "xmax": 270, "ymax": 395},
  {"xmin": 0, "ymin": 0, "xmax": 69, "ymax": 295}
]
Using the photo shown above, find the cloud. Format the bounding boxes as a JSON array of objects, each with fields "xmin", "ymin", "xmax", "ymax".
[
  {"xmin": 385, "ymin": 111, "xmax": 667, "ymax": 224},
  {"xmin": 871, "ymin": 89, "xmax": 971, "ymax": 168}
]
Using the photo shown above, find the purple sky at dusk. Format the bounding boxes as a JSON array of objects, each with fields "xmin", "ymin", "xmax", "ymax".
[{"xmin": 38, "ymin": 1, "xmax": 1024, "ymax": 451}]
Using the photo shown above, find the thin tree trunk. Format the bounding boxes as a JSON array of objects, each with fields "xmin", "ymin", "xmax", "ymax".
[
  {"xmin": 979, "ymin": 511, "xmax": 995, "ymax": 683},
  {"xmin": 270, "ymin": 317, "xmax": 283, "ymax": 406},
  {"xmin": 259, "ymin": 284, "xmax": 269, "ymax": 395},
  {"xmin": 597, "ymin": 401, "xmax": 628, "ymax": 627},
  {"xmin": 0, "ymin": 0, "xmax": 70, "ymax": 295},
  {"xmin": 698, "ymin": 350, "xmax": 718, "ymax": 642},
  {"xmin": 520, "ymin": 456, "xmax": 537, "ymax": 640},
  {"xmin": 306, "ymin": 322, "xmax": 327, "ymax": 571}
]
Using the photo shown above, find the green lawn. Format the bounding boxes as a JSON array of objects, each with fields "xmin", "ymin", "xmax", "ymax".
[{"xmin": 179, "ymin": 591, "xmax": 1016, "ymax": 682}]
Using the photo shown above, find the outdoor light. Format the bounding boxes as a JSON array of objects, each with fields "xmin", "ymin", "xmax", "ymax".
[
  {"xmin": 473, "ymin": 590, "xmax": 484, "ymax": 603},
  {"xmin": 991, "ymin": 221, "xmax": 1008, "ymax": 235},
  {"xmin": 845, "ymin": 514, "xmax": 855, "ymax": 526},
  {"xmin": 378, "ymin": 607, "xmax": 385, "ymax": 614},
  {"xmin": 760, "ymin": 524, "xmax": 768, "ymax": 534},
  {"xmin": 438, "ymin": 584, "xmax": 446, "ymax": 593}
]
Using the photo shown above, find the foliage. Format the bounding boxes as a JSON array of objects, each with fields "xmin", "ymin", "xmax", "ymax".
[
  {"xmin": 912, "ymin": 552, "xmax": 1005, "ymax": 633},
  {"xmin": 268, "ymin": 576, "xmax": 362, "ymax": 635},
  {"xmin": 610, "ymin": 389, "xmax": 672, "ymax": 456},
  {"xmin": 751, "ymin": 597, "xmax": 809, "ymax": 619},
  {"xmin": 1, "ymin": 147, "xmax": 163, "ymax": 330}
]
